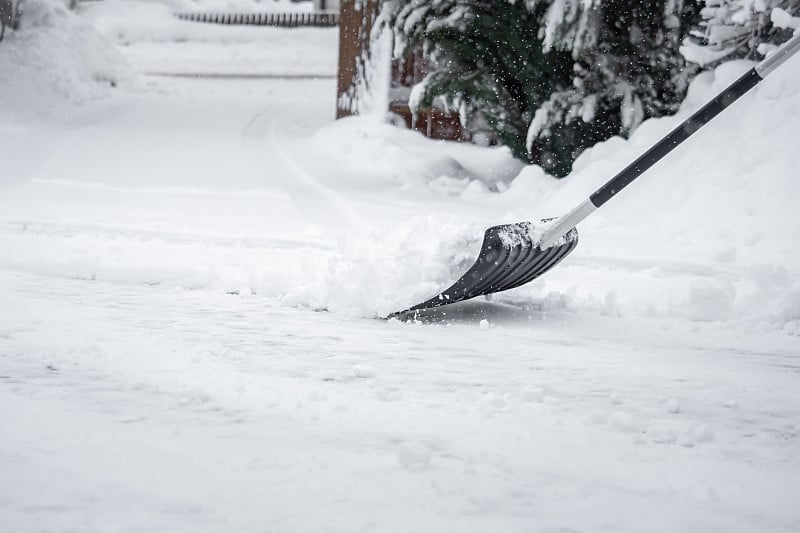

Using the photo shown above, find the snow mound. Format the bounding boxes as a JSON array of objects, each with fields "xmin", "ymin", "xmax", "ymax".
[
  {"xmin": 0, "ymin": 0, "xmax": 129, "ymax": 110},
  {"xmin": 317, "ymin": 216, "xmax": 484, "ymax": 317},
  {"xmin": 309, "ymin": 115, "xmax": 525, "ymax": 197},
  {"xmin": 0, "ymin": 214, "xmax": 483, "ymax": 319}
]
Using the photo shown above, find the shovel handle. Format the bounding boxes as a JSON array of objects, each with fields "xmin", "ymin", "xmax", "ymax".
[
  {"xmin": 757, "ymin": 30, "xmax": 800, "ymax": 77},
  {"xmin": 539, "ymin": 32, "xmax": 800, "ymax": 249}
]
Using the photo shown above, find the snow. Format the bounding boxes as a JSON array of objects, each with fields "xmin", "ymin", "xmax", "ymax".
[
  {"xmin": 542, "ymin": 0, "xmax": 567, "ymax": 50},
  {"xmin": 772, "ymin": 7, "xmax": 800, "ymax": 31},
  {"xmin": 681, "ymin": 40, "xmax": 737, "ymax": 66},
  {"xmin": 526, "ymin": 103, "xmax": 551, "ymax": 149},
  {"xmin": 1, "ymin": 2, "xmax": 800, "ymax": 532},
  {"xmin": 0, "ymin": 0, "xmax": 130, "ymax": 106},
  {"xmin": 83, "ymin": 0, "xmax": 336, "ymax": 76}
]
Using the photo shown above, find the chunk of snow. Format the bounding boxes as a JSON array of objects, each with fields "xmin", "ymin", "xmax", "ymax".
[
  {"xmin": 352, "ymin": 365, "xmax": 376, "ymax": 379},
  {"xmin": 397, "ymin": 441, "xmax": 432, "ymax": 469},
  {"xmin": 665, "ymin": 398, "xmax": 681, "ymax": 414},
  {"xmin": 771, "ymin": 7, "xmax": 800, "ymax": 31}
]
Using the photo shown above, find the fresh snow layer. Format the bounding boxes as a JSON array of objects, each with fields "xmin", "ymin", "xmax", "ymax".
[{"xmin": 2, "ymin": 270, "xmax": 798, "ymax": 533}]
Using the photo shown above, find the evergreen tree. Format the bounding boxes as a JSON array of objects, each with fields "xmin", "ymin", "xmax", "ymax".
[
  {"xmin": 529, "ymin": 0, "xmax": 701, "ymax": 175},
  {"xmin": 386, "ymin": 0, "xmax": 700, "ymax": 177},
  {"xmin": 386, "ymin": 0, "xmax": 574, "ymax": 169}
]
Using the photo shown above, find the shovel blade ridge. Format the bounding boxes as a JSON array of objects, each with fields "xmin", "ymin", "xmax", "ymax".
[{"xmin": 394, "ymin": 221, "xmax": 579, "ymax": 316}]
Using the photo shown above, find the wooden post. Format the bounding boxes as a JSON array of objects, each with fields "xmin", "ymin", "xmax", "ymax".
[{"xmin": 336, "ymin": 0, "xmax": 379, "ymax": 119}]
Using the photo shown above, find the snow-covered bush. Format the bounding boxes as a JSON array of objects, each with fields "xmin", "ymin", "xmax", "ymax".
[
  {"xmin": 529, "ymin": 0, "xmax": 701, "ymax": 176},
  {"xmin": 682, "ymin": 0, "xmax": 800, "ymax": 67},
  {"xmin": 386, "ymin": 0, "xmax": 570, "ymax": 171},
  {"xmin": 0, "ymin": 0, "xmax": 129, "ymax": 108},
  {"xmin": 386, "ymin": 0, "xmax": 701, "ymax": 177}
]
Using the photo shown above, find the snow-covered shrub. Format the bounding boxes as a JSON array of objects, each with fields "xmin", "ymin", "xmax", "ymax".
[
  {"xmin": 0, "ymin": 0, "xmax": 129, "ymax": 107},
  {"xmin": 529, "ymin": 0, "xmax": 701, "ymax": 176},
  {"xmin": 386, "ymin": 0, "xmax": 700, "ymax": 177},
  {"xmin": 386, "ymin": 0, "xmax": 571, "ymax": 172},
  {"xmin": 682, "ymin": 0, "xmax": 799, "ymax": 67}
]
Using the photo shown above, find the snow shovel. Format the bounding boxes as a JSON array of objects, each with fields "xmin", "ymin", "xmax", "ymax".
[{"xmin": 393, "ymin": 32, "xmax": 800, "ymax": 317}]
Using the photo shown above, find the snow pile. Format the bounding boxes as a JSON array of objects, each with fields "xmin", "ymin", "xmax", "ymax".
[
  {"xmin": 309, "ymin": 115, "xmax": 525, "ymax": 197},
  {"xmin": 310, "ymin": 216, "xmax": 484, "ymax": 317},
  {"xmin": 0, "ymin": 213, "xmax": 483, "ymax": 319},
  {"xmin": 0, "ymin": 0, "xmax": 129, "ymax": 111}
]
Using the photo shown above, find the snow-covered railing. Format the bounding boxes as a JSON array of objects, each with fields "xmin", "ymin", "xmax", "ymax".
[{"xmin": 174, "ymin": 11, "xmax": 339, "ymax": 28}]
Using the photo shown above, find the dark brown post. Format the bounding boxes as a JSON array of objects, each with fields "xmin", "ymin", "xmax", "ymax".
[{"xmin": 336, "ymin": 0, "xmax": 380, "ymax": 119}]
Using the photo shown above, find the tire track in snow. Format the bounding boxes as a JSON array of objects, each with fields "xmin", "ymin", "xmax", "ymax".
[{"xmin": 242, "ymin": 106, "xmax": 370, "ymax": 230}]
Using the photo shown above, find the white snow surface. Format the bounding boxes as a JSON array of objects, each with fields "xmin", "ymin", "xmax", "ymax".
[
  {"xmin": 83, "ymin": 0, "xmax": 336, "ymax": 76},
  {"xmin": 1, "ymin": 3, "xmax": 799, "ymax": 532}
]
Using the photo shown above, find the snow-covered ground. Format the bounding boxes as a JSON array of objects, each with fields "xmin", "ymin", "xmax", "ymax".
[
  {"xmin": 83, "ymin": 0, "xmax": 334, "ymax": 76},
  {"xmin": 1, "ymin": 2, "xmax": 799, "ymax": 531}
]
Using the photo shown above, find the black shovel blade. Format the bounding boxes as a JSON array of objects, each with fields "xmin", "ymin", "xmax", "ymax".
[{"xmin": 393, "ymin": 220, "xmax": 578, "ymax": 316}]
